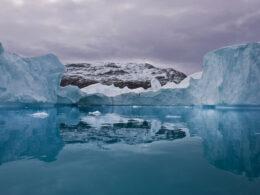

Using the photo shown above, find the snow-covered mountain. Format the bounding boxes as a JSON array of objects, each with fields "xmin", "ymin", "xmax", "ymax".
[{"xmin": 61, "ymin": 62, "xmax": 187, "ymax": 89}]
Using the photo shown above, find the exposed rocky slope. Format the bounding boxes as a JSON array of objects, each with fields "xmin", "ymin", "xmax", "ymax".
[{"xmin": 61, "ymin": 62, "xmax": 187, "ymax": 89}]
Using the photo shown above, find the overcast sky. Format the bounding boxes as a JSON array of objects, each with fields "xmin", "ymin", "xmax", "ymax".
[{"xmin": 1, "ymin": 0, "xmax": 260, "ymax": 74}]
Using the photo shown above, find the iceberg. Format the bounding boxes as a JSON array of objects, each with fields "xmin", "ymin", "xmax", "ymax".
[
  {"xmin": 88, "ymin": 111, "xmax": 101, "ymax": 116},
  {"xmin": 0, "ymin": 42, "xmax": 259, "ymax": 105},
  {"xmin": 0, "ymin": 43, "xmax": 65, "ymax": 104},
  {"xmin": 30, "ymin": 112, "xmax": 49, "ymax": 119},
  {"xmin": 57, "ymin": 85, "xmax": 83, "ymax": 104},
  {"xmin": 193, "ymin": 43, "xmax": 260, "ymax": 105},
  {"xmin": 0, "ymin": 42, "xmax": 83, "ymax": 104}
]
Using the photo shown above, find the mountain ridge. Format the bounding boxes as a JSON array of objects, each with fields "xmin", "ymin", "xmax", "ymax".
[{"xmin": 61, "ymin": 62, "xmax": 187, "ymax": 89}]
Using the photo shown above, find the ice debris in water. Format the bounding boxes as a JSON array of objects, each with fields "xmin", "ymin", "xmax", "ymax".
[
  {"xmin": 30, "ymin": 112, "xmax": 49, "ymax": 118},
  {"xmin": 88, "ymin": 111, "xmax": 101, "ymax": 116},
  {"xmin": 166, "ymin": 115, "xmax": 182, "ymax": 119}
]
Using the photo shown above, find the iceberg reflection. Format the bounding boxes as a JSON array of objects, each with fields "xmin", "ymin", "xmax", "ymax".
[
  {"xmin": 187, "ymin": 108, "xmax": 260, "ymax": 179},
  {"xmin": 0, "ymin": 108, "xmax": 64, "ymax": 164}
]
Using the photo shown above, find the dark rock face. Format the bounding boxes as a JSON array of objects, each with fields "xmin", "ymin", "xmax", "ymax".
[{"xmin": 61, "ymin": 62, "xmax": 187, "ymax": 89}]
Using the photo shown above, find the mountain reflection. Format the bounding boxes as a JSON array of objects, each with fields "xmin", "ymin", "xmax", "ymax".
[
  {"xmin": 0, "ymin": 106, "xmax": 259, "ymax": 179},
  {"xmin": 60, "ymin": 115, "xmax": 186, "ymax": 145}
]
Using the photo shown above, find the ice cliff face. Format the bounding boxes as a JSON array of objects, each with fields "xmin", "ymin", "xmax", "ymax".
[
  {"xmin": 195, "ymin": 43, "xmax": 260, "ymax": 105},
  {"xmin": 0, "ymin": 43, "xmax": 65, "ymax": 104},
  {"xmin": 0, "ymin": 43, "xmax": 82, "ymax": 104}
]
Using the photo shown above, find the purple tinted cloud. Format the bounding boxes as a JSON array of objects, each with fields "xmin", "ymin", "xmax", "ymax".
[{"xmin": 1, "ymin": 0, "xmax": 260, "ymax": 74}]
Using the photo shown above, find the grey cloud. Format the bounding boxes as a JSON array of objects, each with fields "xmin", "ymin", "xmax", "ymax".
[{"xmin": 0, "ymin": 0, "xmax": 259, "ymax": 74}]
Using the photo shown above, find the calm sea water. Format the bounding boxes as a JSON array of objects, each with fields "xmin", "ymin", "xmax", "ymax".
[{"xmin": 0, "ymin": 106, "xmax": 260, "ymax": 195}]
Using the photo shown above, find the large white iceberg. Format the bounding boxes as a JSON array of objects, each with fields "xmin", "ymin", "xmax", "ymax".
[
  {"xmin": 194, "ymin": 43, "xmax": 260, "ymax": 105},
  {"xmin": 0, "ymin": 43, "xmax": 82, "ymax": 104},
  {"xmin": 0, "ymin": 43, "xmax": 65, "ymax": 104}
]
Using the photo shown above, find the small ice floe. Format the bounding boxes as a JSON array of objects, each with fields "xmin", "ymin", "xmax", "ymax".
[
  {"xmin": 30, "ymin": 112, "xmax": 49, "ymax": 119},
  {"xmin": 88, "ymin": 111, "xmax": 101, "ymax": 116},
  {"xmin": 166, "ymin": 115, "xmax": 181, "ymax": 119},
  {"xmin": 133, "ymin": 106, "xmax": 140, "ymax": 108}
]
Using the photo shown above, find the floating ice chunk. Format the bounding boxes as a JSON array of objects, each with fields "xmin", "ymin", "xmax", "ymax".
[
  {"xmin": 166, "ymin": 115, "xmax": 182, "ymax": 119},
  {"xmin": 151, "ymin": 78, "xmax": 161, "ymax": 91},
  {"xmin": 30, "ymin": 112, "xmax": 49, "ymax": 118},
  {"xmin": 89, "ymin": 111, "xmax": 101, "ymax": 116}
]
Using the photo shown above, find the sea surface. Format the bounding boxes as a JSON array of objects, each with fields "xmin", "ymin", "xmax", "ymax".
[{"xmin": 0, "ymin": 106, "xmax": 260, "ymax": 195}]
